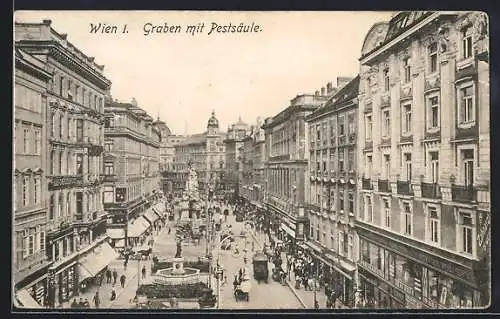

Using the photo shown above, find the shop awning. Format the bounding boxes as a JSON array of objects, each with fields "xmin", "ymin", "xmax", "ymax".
[
  {"xmin": 143, "ymin": 209, "xmax": 159, "ymax": 224},
  {"xmin": 305, "ymin": 240, "xmax": 323, "ymax": 254},
  {"xmin": 114, "ymin": 239, "xmax": 125, "ymax": 248},
  {"xmin": 153, "ymin": 202, "xmax": 165, "ymax": 216},
  {"xmin": 127, "ymin": 216, "xmax": 150, "ymax": 238},
  {"xmin": 107, "ymin": 228, "xmax": 125, "ymax": 240},
  {"xmin": 16, "ymin": 289, "xmax": 42, "ymax": 308},
  {"xmin": 78, "ymin": 242, "xmax": 119, "ymax": 280}
]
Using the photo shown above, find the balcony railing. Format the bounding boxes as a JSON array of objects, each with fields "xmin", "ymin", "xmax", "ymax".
[
  {"xmin": 48, "ymin": 175, "xmax": 84, "ymax": 190},
  {"xmin": 338, "ymin": 136, "xmax": 346, "ymax": 145},
  {"xmin": 397, "ymin": 180, "xmax": 413, "ymax": 195},
  {"xmin": 378, "ymin": 179, "xmax": 390, "ymax": 193},
  {"xmin": 421, "ymin": 182, "xmax": 441, "ymax": 199},
  {"xmin": 362, "ymin": 178, "xmax": 372, "ymax": 190},
  {"xmin": 451, "ymin": 184, "xmax": 477, "ymax": 203}
]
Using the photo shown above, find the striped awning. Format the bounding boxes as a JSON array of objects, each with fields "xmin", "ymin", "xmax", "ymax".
[
  {"xmin": 107, "ymin": 228, "xmax": 125, "ymax": 240},
  {"xmin": 143, "ymin": 209, "xmax": 159, "ymax": 224},
  {"xmin": 78, "ymin": 242, "xmax": 119, "ymax": 280},
  {"xmin": 127, "ymin": 216, "xmax": 150, "ymax": 238}
]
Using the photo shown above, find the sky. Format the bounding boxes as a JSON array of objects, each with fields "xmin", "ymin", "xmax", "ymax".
[{"xmin": 15, "ymin": 11, "xmax": 394, "ymax": 135}]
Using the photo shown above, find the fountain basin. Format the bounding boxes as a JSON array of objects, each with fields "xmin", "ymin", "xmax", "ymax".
[{"xmin": 154, "ymin": 267, "xmax": 201, "ymax": 285}]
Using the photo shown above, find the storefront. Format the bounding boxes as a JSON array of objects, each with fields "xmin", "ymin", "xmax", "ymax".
[
  {"xmin": 358, "ymin": 231, "xmax": 482, "ymax": 309},
  {"xmin": 127, "ymin": 216, "xmax": 151, "ymax": 246},
  {"xmin": 14, "ymin": 262, "xmax": 50, "ymax": 308},
  {"xmin": 143, "ymin": 207, "xmax": 161, "ymax": 231},
  {"xmin": 304, "ymin": 241, "xmax": 356, "ymax": 306},
  {"xmin": 107, "ymin": 227, "xmax": 126, "ymax": 248},
  {"xmin": 78, "ymin": 241, "xmax": 119, "ymax": 293},
  {"xmin": 47, "ymin": 261, "xmax": 79, "ymax": 306}
]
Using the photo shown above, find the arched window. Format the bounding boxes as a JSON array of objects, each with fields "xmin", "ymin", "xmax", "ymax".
[{"xmin": 49, "ymin": 195, "xmax": 55, "ymax": 220}]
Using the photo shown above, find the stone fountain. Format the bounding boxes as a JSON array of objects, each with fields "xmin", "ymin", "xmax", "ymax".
[{"xmin": 153, "ymin": 161, "xmax": 202, "ymax": 285}]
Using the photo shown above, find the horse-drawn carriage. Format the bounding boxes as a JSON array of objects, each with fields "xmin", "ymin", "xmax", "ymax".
[
  {"xmin": 252, "ymin": 252, "xmax": 269, "ymax": 283},
  {"xmin": 233, "ymin": 278, "xmax": 251, "ymax": 302}
]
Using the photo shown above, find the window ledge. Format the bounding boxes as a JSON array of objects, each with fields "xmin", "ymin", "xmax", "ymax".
[
  {"xmin": 426, "ymin": 127, "xmax": 440, "ymax": 134},
  {"xmin": 457, "ymin": 122, "xmax": 476, "ymax": 129},
  {"xmin": 456, "ymin": 57, "xmax": 474, "ymax": 70}
]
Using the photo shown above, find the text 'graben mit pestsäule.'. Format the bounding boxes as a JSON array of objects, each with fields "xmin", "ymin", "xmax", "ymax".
[{"xmin": 89, "ymin": 22, "xmax": 263, "ymax": 36}]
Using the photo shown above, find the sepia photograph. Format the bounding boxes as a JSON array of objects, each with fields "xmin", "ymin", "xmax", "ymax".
[{"xmin": 12, "ymin": 10, "xmax": 490, "ymax": 311}]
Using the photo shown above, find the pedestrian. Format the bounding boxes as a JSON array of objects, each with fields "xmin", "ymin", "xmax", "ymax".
[
  {"xmin": 110, "ymin": 287, "xmax": 116, "ymax": 301},
  {"xmin": 142, "ymin": 265, "xmax": 146, "ymax": 279},
  {"xmin": 112, "ymin": 269, "xmax": 118, "ymax": 285},
  {"xmin": 106, "ymin": 268, "xmax": 112, "ymax": 283},
  {"xmin": 314, "ymin": 299, "xmax": 320, "ymax": 309},
  {"xmin": 71, "ymin": 298, "xmax": 79, "ymax": 308},
  {"xmin": 120, "ymin": 274, "xmax": 126, "ymax": 288},
  {"xmin": 83, "ymin": 298, "xmax": 90, "ymax": 308},
  {"xmin": 92, "ymin": 291, "xmax": 100, "ymax": 308},
  {"xmin": 78, "ymin": 298, "xmax": 85, "ymax": 308}
]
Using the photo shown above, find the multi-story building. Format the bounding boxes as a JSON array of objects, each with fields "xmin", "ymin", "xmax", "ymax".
[
  {"xmin": 357, "ymin": 11, "xmax": 490, "ymax": 308},
  {"xmin": 306, "ymin": 76, "xmax": 359, "ymax": 306},
  {"xmin": 157, "ymin": 120, "xmax": 185, "ymax": 198},
  {"xmin": 263, "ymin": 87, "xmax": 332, "ymax": 252},
  {"xmin": 173, "ymin": 111, "xmax": 225, "ymax": 197},
  {"xmin": 15, "ymin": 20, "xmax": 114, "ymax": 307},
  {"xmin": 239, "ymin": 118, "xmax": 266, "ymax": 206},
  {"xmin": 13, "ymin": 47, "xmax": 52, "ymax": 308},
  {"xmin": 103, "ymin": 98, "xmax": 163, "ymax": 248},
  {"xmin": 224, "ymin": 117, "xmax": 249, "ymax": 199}
]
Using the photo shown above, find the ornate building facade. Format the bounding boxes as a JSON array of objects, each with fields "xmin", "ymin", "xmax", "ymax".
[
  {"xmin": 103, "ymin": 98, "xmax": 162, "ymax": 248},
  {"xmin": 13, "ymin": 47, "xmax": 52, "ymax": 307},
  {"xmin": 15, "ymin": 19, "xmax": 113, "ymax": 307},
  {"xmin": 239, "ymin": 118, "xmax": 266, "ymax": 207},
  {"xmin": 224, "ymin": 117, "xmax": 249, "ymax": 199},
  {"xmin": 263, "ymin": 89, "xmax": 331, "ymax": 251},
  {"xmin": 356, "ymin": 11, "xmax": 490, "ymax": 308},
  {"xmin": 173, "ymin": 111, "xmax": 225, "ymax": 197},
  {"xmin": 306, "ymin": 76, "xmax": 359, "ymax": 306}
]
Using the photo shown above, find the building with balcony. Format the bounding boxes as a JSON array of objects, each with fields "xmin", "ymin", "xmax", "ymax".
[
  {"xmin": 224, "ymin": 117, "xmax": 250, "ymax": 199},
  {"xmin": 172, "ymin": 111, "xmax": 225, "ymax": 197},
  {"xmin": 15, "ymin": 19, "xmax": 113, "ymax": 307},
  {"xmin": 356, "ymin": 11, "xmax": 490, "ymax": 309},
  {"xmin": 13, "ymin": 47, "xmax": 52, "ymax": 308},
  {"xmin": 262, "ymin": 87, "xmax": 332, "ymax": 251},
  {"xmin": 103, "ymin": 98, "xmax": 163, "ymax": 248},
  {"xmin": 239, "ymin": 118, "xmax": 266, "ymax": 207},
  {"xmin": 305, "ymin": 76, "xmax": 359, "ymax": 306}
]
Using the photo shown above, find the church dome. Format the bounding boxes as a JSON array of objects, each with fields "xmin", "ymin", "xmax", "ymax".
[
  {"xmin": 154, "ymin": 117, "xmax": 171, "ymax": 136},
  {"xmin": 207, "ymin": 110, "xmax": 219, "ymax": 128}
]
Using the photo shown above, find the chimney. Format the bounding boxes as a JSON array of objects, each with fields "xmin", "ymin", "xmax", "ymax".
[
  {"xmin": 42, "ymin": 19, "xmax": 52, "ymax": 25},
  {"xmin": 315, "ymin": 90, "xmax": 320, "ymax": 96},
  {"xmin": 327, "ymin": 82, "xmax": 333, "ymax": 93},
  {"xmin": 321, "ymin": 87, "xmax": 326, "ymax": 96}
]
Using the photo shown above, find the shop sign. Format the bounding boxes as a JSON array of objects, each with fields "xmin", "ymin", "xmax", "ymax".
[{"xmin": 360, "ymin": 231, "xmax": 474, "ymax": 282}]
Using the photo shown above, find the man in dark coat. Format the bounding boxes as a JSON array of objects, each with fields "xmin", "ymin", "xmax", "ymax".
[
  {"xmin": 112, "ymin": 269, "xmax": 118, "ymax": 285},
  {"xmin": 120, "ymin": 274, "xmax": 126, "ymax": 288}
]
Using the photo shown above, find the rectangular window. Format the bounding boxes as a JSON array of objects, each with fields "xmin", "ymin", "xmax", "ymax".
[
  {"xmin": 33, "ymin": 176, "xmax": 40, "ymax": 205},
  {"xmin": 339, "ymin": 190, "xmax": 344, "ymax": 211},
  {"xmin": 348, "ymin": 149, "xmax": 355, "ymax": 171},
  {"xmin": 59, "ymin": 77, "xmax": 64, "ymax": 96},
  {"xmin": 403, "ymin": 104, "xmax": 412, "ymax": 134},
  {"xmin": 459, "ymin": 212, "xmax": 473, "ymax": 254},
  {"xmin": 383, "ymin": 68, "xmax": 390, "ymax": 91},
  {"xmin": 462, "ymin": 27, "xmax": 473, "ymax": 59},
  {"xmin": 76, "ymin": 154, "xmax": 83, "ymax": 174},
  {"xmin": 40, "ymin": 231, "xmax": 45, "ymax": 252},
  {"xmin": 428, "ymin": 96, "xmax": 440, "ymax": 129},
  {"xmin": 34, "ymin": 129, "xmax": 41, "ymax": 154},
  {"xmin": 404, "ymin": 153, "xmax": 412, "ymax": 181},
  {"xmin": 430, "ymin": 152, "xmax": 439, "ymax": 183},
  {"xmin": 23, "ymin": 128, "xmax": 30, "ymax": 154},
  {"xmin": 403, "ymin": 202, "xmax": 412, "ymax": 235},
  {"xmin": 365, "ymin": 114, "xmax": 373, "ymax": 141},
  {"xmin": 339, "ymin": 116, "xmax": 345, "ymax": 136},
  {"xmin": 403, "ymin": 57, "xmax": 412, "ymax": 83},
  {"xmin": 383, "ymin": 199, "xmax": 391, "ymax": 228},
  {"xmin": 28, "ymin": 235, "xmax": 34, "ymax": 256},
  {"xmin": 23, "ymin": 176, "xmax": 29, "ymax": 206},
  {"xmin": 51, "ymin": 113, "xmax": 56, "ymax": 137},
  {"xmin": 366, "ymin": 155, "xmax": 373, "ymax": 178},
  {"xmin": 429, "ymin": 43, "xmax": 438, "ymax": 73},
  {"xmin": 382, "ymin": 109, "xmax": 391, "ymax": 137},
  {"xmin": 338, "ymin": 149, "xmax": 345, "ymax": 172},
  {"xmin": 365, "ymin": 196, "xmax": 373, "ymax": 223},
  {"xmin": 103, "ymin": 186, "xmax": 114, "ymax": 203},
  {"xmin": 429, "ymin": 206, "xmax": 440, "ymax": 244},
  {"xmin": 348, "ymin": 113, "xmax": 355, "ymax": 134},
  {"xmin": 459, "ymin": 85, "xmax": 475, "ymax": 124},
  {"xmin": 348, "ymin": 192, "xmax": 354, "ymax": 214},
  {"xmin": 383, "ymin": 154, "xmax": 391, "ymax": 179},
  {"xmin": 462, "ymin": 149, "xmax": 474, "ymax": 187},
  {"xmin": 76, "ymin": 119, "xmax": 83, "ymax": 142},
  {"xmin": 76, "ymin": 192, "xmax": 83, "ymax": 215},
  {"xmin": 104, "ymin": 162, "xmax": 114, "ymax": 175},
  {"xmin": 366, "ymin": 78, "xmax": 371, "ymax": 97}
]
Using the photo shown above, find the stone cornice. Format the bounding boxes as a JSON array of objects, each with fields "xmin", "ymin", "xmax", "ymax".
[{"xmin": 16, "ymin": 40, "xmax": 111, "ymax": 90}]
